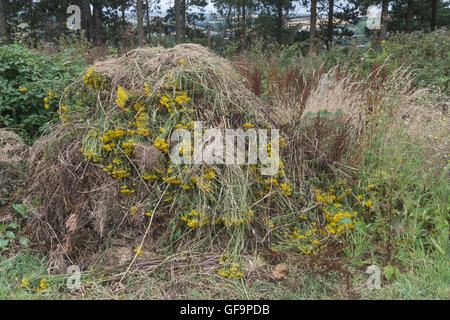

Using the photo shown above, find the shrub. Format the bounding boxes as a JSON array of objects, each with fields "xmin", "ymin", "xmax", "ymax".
[
  {"xmin": 379, "ymin": 29, "xmax": 449, "ymax": 91},
  {"xmin": 322, "ymin": 29, "xmax": 450, "ymax": 92},
  {"xmin": 0, "ymin": 44, "xmax": 86, "ymax": 142}
]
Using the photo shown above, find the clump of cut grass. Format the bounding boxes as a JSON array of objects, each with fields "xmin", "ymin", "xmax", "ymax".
[
  {"xmin": 0, "ymin": 129, "xmax": 28, "ymax": 206},
  {"xmin": 22, "ymin": 44, "xmax": 294, "ymax": 277}
]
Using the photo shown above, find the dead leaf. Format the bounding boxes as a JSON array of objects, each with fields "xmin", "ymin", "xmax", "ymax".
[
  {"xmin": 272, "ymin": 263, "xmax": 288, "ymax": 279},
  {"xmin": 65, "ymin": 213, "xmax": 78, "ymax": 234}
]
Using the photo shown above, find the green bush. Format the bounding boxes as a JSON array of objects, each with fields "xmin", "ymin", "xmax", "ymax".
[
  {"xmin": 0, "ymin": 44, "xmax": 86, "ymax": 143},
  {"xmin": 322, "ymin": 29, "xmax": 449, "ymax": 92},
  {"xmin": 379, "ymin": 29, "xmax": 449, "ymax": 91}
]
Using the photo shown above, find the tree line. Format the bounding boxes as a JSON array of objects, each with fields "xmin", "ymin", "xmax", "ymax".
[{"xmin": 0, "ymin": 0, "xmax": 448, "ymax": 49}]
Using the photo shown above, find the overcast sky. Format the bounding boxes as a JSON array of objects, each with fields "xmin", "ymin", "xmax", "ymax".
[{"xmin": 156, "ymin": 0, "xmax": 319, "ymax": 15}]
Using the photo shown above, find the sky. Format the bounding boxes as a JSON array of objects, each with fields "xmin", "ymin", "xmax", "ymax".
[
  {"xmin": 137, "ymin": 0, "xmax": 362, "ymax": 19},
  {"xmin": 156, "ymin": 0, "xmax": 314, "ymax": 16}
]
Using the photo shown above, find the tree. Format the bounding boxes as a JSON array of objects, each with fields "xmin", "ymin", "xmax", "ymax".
[
  {"xmin": 258, "ymin": 0, "xmax": 294, "ymax": 44},
  {"xmin": 405, "ymin": 0, "xmax": 414, "ymax": 32},
  {"xmin": 81, "ymin": 0, "xmax": 95, "ymax": 41},
  {"xmin": 380, "ymin": 0, "xmax": 389, "ymax": 41},
  {"xmin": 242, "ymin": 0, "xmax": 247, "ymax": 42},
  {"xmin": 0, "ymin": 0, "xmax": 8, "ymax": 43},
  {"xmin": 137, "ymin": 0, "xmax": 144, "ymax": 46},
  {"xmin": 212, "ymin": 0, "xmax": 236, "ymax": 41},
  {"xmin": 182, "ymin": 0, "xmax": 207, "ymax": 41},
  {"xmin": 309, "ymin": 0, "xmax": 317, "ymax": 48},
  {"xmin": 120, "ymin": 0, "xmax": 133, "ymax": 23},
  {"xmin": 168, "ymin": 0, "xmax": 207, "ymax": 42},
  {"xmin": 327, "ymin": 0, "xmax": 334, "ymax": 47},
  {"xmin": 390, "ymin": 0, "xmax": 450, "ymax": 33},
  {"xmin": 92, "ymin": 0, "xmax": 105, "ymax": 44},
  {"xmin": 431, "ymin": 0, "xmax": 437, "ymax": 31},
  {"xmin": 175, "ymin": 0, "xmax": 182, "ymax": 43},
  {"xmin": 181, "ymin": 0, "xmax": 186, "ymax": 40}
]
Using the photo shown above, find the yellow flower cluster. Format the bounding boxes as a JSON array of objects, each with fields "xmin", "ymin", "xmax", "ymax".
[
  {"xmin": 324, "ymin": 210, "xmax": 357, "ymax": 235},
  {"xmin": 115, "ymin": 86, "xmax": 128, "ymax": 108},
  {"xmin": 191, "ymin": 175, "xmax": 213, "ymax": 193},
  {"xmin": 43, "ymin": 91, "xmax": 55, "ymax": 110},
  {"xmin": 101, "ymin": 128, "xmax": 126, "ymax": 143},
  {"xmin": 162, "ymin": 174, "xmax": 183, "ymax": 184},
  {"xmin": 154, "ymin": 137, "xmax": 169, "ymax": 153},
  {"xmin": 102, "ymin": 142, "xmax": 116, "ymax": 152},
  {"xmin": 82, "ymin": 149, "xmax": 101, "ymax": 162},
  {"xmin": 315, "ymin": 188, "xmax": 357, "ymax": 235},
  {"xmin": 174, "ymin": 91, "xmax": 191, "ymax": 106},
  {"xmin": 133, "ymin": 247, "xmax": 144, "ymax": 256},
  {"xmin": 159, "ymin": 95, "xmax": 172, "ymax": 110},
  {"xmin": 144, "ymin": 82, "xmax": 152, "ymax": 96},
  {"xmin": 181, "ymin": 209, "xmax": 210, "ymax": 228},
  {"xmin": 261, "ymin": 176, "xmax": 292, "ymax": 197},
  {"xmin": 218, "ymin": 210, "xmax": 255, "ymax": 228},
  {"xmin": 104, "ymin": 165, "xmax": 130, "ymax": 179},
  {"xmin": 175, "ymin": 119, "xmax": 195, "ymax": 130},
  {"xmin": 120, "ymin": 185, "xmax": 135, "ymax": 195},
  {"xmin": 36, "ymin": 278, "xmax": 49, "ymax": 293},
  {"xmin": 216, "ymin": 263, "xmax": 244, "ymax": 279},
  {"xmin": 135, "ymin": 112, "xmax": 150, "ymax": 136},
  {"xmin": 20, "ymin": 278, "xmax": 30, "ymax": 288},
  {"xmin": 279, "ymin": 182, "xmax": 292, "ymax": 196},
  {"xmin": 158, "ymin": 90, "xmax": 191, "ymax": 113},
  {"xmin": 284, "ymin": 184, "xmax": 373, "ymax": 256},
  {"xmin": 315, "ymin": 188, "xmax": 336, "ymax": 204},
  {"xmin": 129, "ymin": 206, "xmax": 139, "ymax": 215},
  {"xmin": 83, "ymin": 67, "xmax": 106, "ymax": 90},
  {"xmin": 142, "ymin": 173, "xmax": 158, "ymax": 181},
  {"xmin": 122, "ymin": 139, "xmax": 136, "ymax": 156}
]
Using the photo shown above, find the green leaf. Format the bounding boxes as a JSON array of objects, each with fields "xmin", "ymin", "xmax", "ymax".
[
  {"xmin": 429, "ymin": 237, "xmax": 446, "ymax": 256},
  {"xmin": 0, "ymin": 239, "xmax": 9, "ymax": 248},
  {"xmin": 13, "ymin": 203, "xmax": 28, "ymax": 217},
  {"xmin": 384, "ymin": 265, "xmax": 394, "ymax": 281},
  {"xmin": 8, "ymin": 222, "xmax": 18, "ymax": 229},
  {"xmin": 394, "ymin": 267, "xmax": 401, "ymax": 279},
  {"xmin": 6, "ymin": 231, "xmax": 15, "ymax": 239},
  {"xmin": 19, "ymin": 236, "xmax": 30, "ymax": 247},
  {"xmin": 338, "ymin": 217, "xmax": 353, "ymax": 225}
]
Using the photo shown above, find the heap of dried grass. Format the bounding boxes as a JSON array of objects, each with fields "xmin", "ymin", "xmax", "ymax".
[
  {"xmin": 23, "ymin": 44, "xmax": 277, "ymax": 271},
  {"xmin": 93, "ymin": 43, "xmax": 271, "ymax": 125},
  {"xmin": 0, "ymin": 129, "xmax": 27, "ymax": 207}
]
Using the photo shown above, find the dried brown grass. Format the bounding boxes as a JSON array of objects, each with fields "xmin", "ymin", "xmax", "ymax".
[
  {"xmin": 22, "ymin": 44, "xmax": 275, "ymax": 267},
  {"xmin": 0, "ymin": 129, "xmax": 28, "ymax": 205}
]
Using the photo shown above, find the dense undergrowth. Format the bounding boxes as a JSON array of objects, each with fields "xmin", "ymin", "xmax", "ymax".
[{"xmin": 0, "ymin": 44, "xmax": 87, "ymax": 143}]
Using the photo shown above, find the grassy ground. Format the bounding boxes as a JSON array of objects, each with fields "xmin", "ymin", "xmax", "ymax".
[{"xmin": 1, "ymin": 247, "xmax": 448, "ymax": 299}]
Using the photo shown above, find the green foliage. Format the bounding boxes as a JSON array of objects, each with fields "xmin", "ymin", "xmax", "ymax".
[
  {"xmin": 0, "ymin": 221, "xmax": 27, "ymax": 252},
  {"xmin": 321, "ymin": 29, "xmax": 450, "ymax": 92},
  {"xmin": 379, "ymin": 29, "xmax": 450, "ymax": 91},
  {"xmin": 0, "ymin": 44, "xmax": 86, "ymax": 142},
  {"xmin": 0, "ymin": 203, "xmax": 30, "ymax": 253}
]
